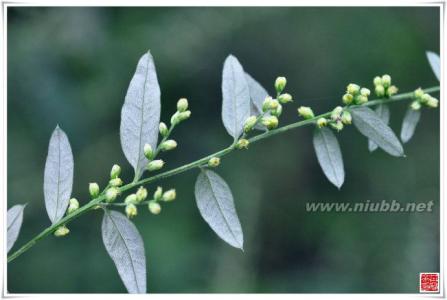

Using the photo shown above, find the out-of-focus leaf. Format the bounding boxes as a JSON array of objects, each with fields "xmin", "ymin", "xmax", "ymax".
[
  {"xmin": 7, "ymin": 204, "xmax": 26, "ymax": 253},
  {"xmin": 368, "ymin": 104, "xmax": 390, "ymax": 152},
  {"xmin": 400, "ymin": 107, "xmax": 421, "ymax": 143},
  {"xmin": 426, "ymin": 51, "xmax": 440, "ymax": 81}
]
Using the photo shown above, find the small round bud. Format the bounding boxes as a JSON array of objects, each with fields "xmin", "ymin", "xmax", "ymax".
[
  {"xmin": 330, "ymin": 120, "xmax": 344, "ymax": 132},
  {"xmin": 373, "ymin": 76, "xmax": 382, "ymax": 86},
  {"xmin": 162, "ymin": 189, "xmax": 176, "ymax": 202},
  {"xmin": 317, "ymin": 118, "xmax": 328, "ymax": 128},
  {"xmin": 105, "ymin": 187, "xmax": 120, "ymax": 203},
  {"xmin": 54, "ymin": 225, "xmax": 70, "ymax": 237},
  {"xmin": 144, "ymin": 143, "xmax": 154, "ymax": 160},
  {"xmin": 67, "ymin": 198, "xmax": 79, "ymax": 214},
  {"xmin": 341, "ymin": 111, "xmax": 352, "ymax": 125},
  {"xmin": 271, "ymin": 103, "xmax": 283, "ymax": 117},
  {"xmin": 297, "ymin": 106, "xmax": 315, "ymax": 119},
  {"xmin": 177, "ymin": 98, "xmax": 189, "ymax": 112},
  {"xmin": 109, "ymin": 178, "xmax": 123, "ymax": 187},
  {"xmin": 331, "ymin": 106, "xmax": 343, "ymax": 121},
  {"xmin": 208, "ymin": 157, "xmax": 221, "ymax": 167},
  {"xmin": 262, "ymin": 96, "xmax": 273, "ymax": 112},
  {"xmin": 160, "ymin": 140, "xmax": 177, "ymax": 152},
  {"xmin": 147, "ymin": 159, "xmax": 164, "ymax": 172},
  {"xmin": 427, "ymin": 97, "xmax": 439, "ymax": 108},
  {"xmin": 125, "ymin": 194, "xmax": 137, "ymax": 205},
  {"xmin": 421, "ymin": 93, "xmax": 431, "ymax": 104},
  {"xmin": 243, "ymin": 116, "xmax": 258, "ymax": 133},
  {"xmin": 275, "ymin": 76, "xmax": 287, "ymax": 93},
  {"xmin": 110, "ymin": 164, "xmax": 121, "ymax": 179},
  {"xmin": 360, "ymin": 88, "xmax": 371, "ymax": 97},
  {"xmin": 342, "ymin": 93, "xmax": 353, "ymax": 105},
  {"xmin": 159, "ymin": 122, "xmax": 169, "ymax": 137},
  {"xmin": 261, "ymin": 116, "xmax": 279, "ymax": 129},
  {"xmin": 410, "ymin": 101, "xmax": 421, "ymax": 111},
  {"xmin": 171, "ymin": 110, "xmax": 191, "ymax": 125},
  {"xmin": 375, "ymin": 85, "xmax": 385, "ymax": 97},
  {"xmin": 347, "ymin": 83, "xmax": 360, "ymax": 95},
  {"xmin": 278, "ymin": 93, "xmax": 293, "ymax": 104},
  {"xmin": 387, "ymin": 85, "xmax": 398, "ymax": 97},
  {"xmin": 136, "ymin": 186, "xmax": 148, "ymax": 202},
  {"xmin": 414, "ymin": 88, "xmax": 424, "ymax": 99},
  {"xmin": 381, "ymin": 74, "xmax": 391, "ymax": 87},
  {"xmin": 236, "ymin": 138, "xmax": 249, "ymax": 149},
  {"xmin": 269, "ymin": 99, "xmax": 279, "ymax": 110},
  {"xmin": 148, "ymin": 201, "xmax": 161, "ymax": 215},
  {"xmin": 89, "ymin": 183, "xmax": 100, "ymax": 198},
  {"xmin": 153, "ymin": 186, "xmax": 163, "ymax": 201},
  {"xmin": 125, "ymin": 204, "xmax": 137, "ymax": 219},
  {"xmin": 355, "ymin": 95, "xmax": 368, "ymax": 105}
]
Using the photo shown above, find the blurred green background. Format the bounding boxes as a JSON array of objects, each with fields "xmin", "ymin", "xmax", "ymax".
[{"xmin": 7, "ymin": 7, "xmax": 440, "ymax": 293}]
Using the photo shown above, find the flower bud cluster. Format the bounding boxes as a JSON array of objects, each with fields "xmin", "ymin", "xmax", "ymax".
[
  {"xmin": 411, "ymin": 88, "xmax": 439, "ymax": 110},
  {"xmin": 342, "ymin": 83, "xmax": 371, "ymax": 105},
  {"xmin": 373, "ymin": 75, "xmax": 398, "ymax": 98}
]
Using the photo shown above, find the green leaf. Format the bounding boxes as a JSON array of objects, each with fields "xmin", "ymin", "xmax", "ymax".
[
  {"xmin": 44, "ymin": 126, "xmax": 73, "ymax": 224},
  {"xmin": 368, "ymin": 104, "xmax": 390, "ymax": 152},
  {"xmin": 120, "ymin": 51, "xmax": 161, "ymax": 180},
  {"xmin": 426, "ymin": 51, "xmax": 440, "ymax": 81},
  {"xmin": 102, "ymin": 210, "xmax": 146, "ymax": 294},
  {"xmin": 400, "ymin": 107, "xmax": 421, "ymax": 143},
  {"xmin": 194, "ymin": 169, "xmax": 244, "ymax": 249},
  {"xmin": 222, "ymin": 55, "xmax": 251, "ymax": 139},
  {"xmin": 7, "ymin": 204, "xmax": 26, "ymax": 253},
  {"xmin": 351, "ymin": 107, "xmax": 404, "ymax": 157},
  {"xmin": 313, "ymin": 127, "xmax": 345, "ymax": 189}
]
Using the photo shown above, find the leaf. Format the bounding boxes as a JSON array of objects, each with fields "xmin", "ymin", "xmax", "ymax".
[
  {"xmin": 194, "ymin": 169, "xmax": 243, "ymax": 249},
  {"xmin": 245, "ymin": 72, "xmax": 269, "ymax": 131},
  {"xmin": 400, "ymin": 107, "xmax": 421, "ymax": 143},
  {"xmin": 7, "ymin": 205, "xmax": 26, "ymax": 253},
  {"xmin": 44, "ymin": 126, "xmax": 74, "ymax": 224},
  {"xmin": 368, "ymin": 104, "xmax": 390, "ymax": 152},
  {"xmin": 120, "ymin": 51, "xmax": 161, "ymax": 180},
  {"xmin": 426, "ymin": 51, "xmax": 440, "ymax": 81},
  {"xmin": 351, "ymin": 107, "xmax": 404, "ymax": 157},
  {"xmin": 102, "ymin": 210, "xmax": 146, "ymax": 294},
  {"xmin": 313, "ymin": 127, "xmax": 345, "ymax": 189},
  {"xmin": 221, "ymin": 55, "xmax": 251, "ymax": 139}
]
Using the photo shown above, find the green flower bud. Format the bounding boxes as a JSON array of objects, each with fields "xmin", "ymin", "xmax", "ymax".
[
  {"xmin": 420, "ymin": 93, "xmax": 431, "ymax": 104},
  {"xmin": 262, "ymin": 96, "xmax": 273, "ymax": 112},
  {"xmin": 144, "ymin": 143, "xmax": 154, "ymax": 160},
  {"xmin": 342, "ymin": 93, "xmax": 353, "ymax": 105},
  {"xmin": 269, "ymin": 99, "xmax": 279, "ymax": 110},
  {"xmin": 54, "ymin": 225, "xmax": 70, "ymax": 237},
  {"xmin": 236, "ymin": 138, "xmax": 250, "ymax": 149},
  {"xmin": 177, "ymin": 98, "xmax": 189, "ymax": 112},
  {"xmin": 148, "ymin": 201, "xmax": 161, "ymax": 215},
  {"xmin": 159, "ymin": 122, "xmax": 168, "ymax": 137},
  {"xmin": 105, "ymin": 187, "xmax": 120, "ymax": 203},
  {"xmin": 67, "ymin": 198, "xmax": 79, "ymax": 214},
  {"xmin": 278, "ymin": 93, "xmax": 293, "ymax": 104},
  {"xmin": 261, "ymin": 116, "xmax": 279, "ymax": 129},
  {"xmin": 317, "ymin": 118, "xmax": 328, "ymax": 128},
  {"xmin": 341, "ymin": 111, "xmax": 352, "ymax": 125},
  {"xmin": 331, "ymin": 106, "xmax": 343, "ymax": 121},
  {"xmin": 375, "ymin": 85, "xmax": 385, "ymax": 97},
  {"xmin": 387, "ymin": 85, "xmax": 398, "ymax": 97},
  {"xmin": 297, "ymin": 106, "xmax": 315, "ymax": 119},
  {"xmin": 109, "ymin": 178, "xmax": 123, "ymax": 187},
  {"xmin": 330, "ymin": 120, "xmax": 344, "ymax": 132},
  {"xmin": 427, "ymin": 97, "xmax": 439, "ymax": 108},
  {"xmin": 125, "ymin": 194, "xmax": 137, "ymax": 205},
  {"xmin": 162, "ymin": 189, "xmax": 176, "ymax": 202},
  {"xmin": 136, "ymin": 186, "xmax": 148, "ymax": 202},
  {"xmin": 270, "ymin": 103, "xmax": 283, "ymax": 117},
  {"xmin": 347, "ymin": 83, "xmax": 360, "ymax": 95},
  {"xmin": 275, "ymin": 76, "xmax": 287, "ymax": 93},
  {"xmin": 160, "ymin": 139, "xmax": 177, "ymax": 152},
  {"xmin": 110, "ymin": 164, "xmax": 121, "ymax": 179},
  {"xmin": 89, "ymin": 183, "xmax": 100, "ymax": 198},
  {"xmin": 373, "ymin": 76, "xmax": 382, "ymax": 86},
  {"xmin": 243, "ymin": 116, "xmax": 258, "ymax": 133},
  {"xmin": 381, "ymin": 74, "xmax": 391, "ymax": 87},
  {"xmin": 414, "ymin": 88, "xmax": 424, "ymax": 99},
  {"xmin": 410, "ymin": 101, "xmax": 421, "ymax": 111},
  {"xmin": 360, "ymin": 88, "xmax": 371, "ymax": 97},
  {"xmin": 171, "ymin": 110, "xmax": 191, "ymax": 125},
  {"xmin": 147, "ymin": 159, "xmax": 164, "ymax": 171},
  {"xmin": 208, "ymin": 157, "xmax": 221, "ymax": 167},
  {"xmin": 154, "ymin": 186, "xmax": 163, "ymax": 201},
  {"xmin": 125, "ymin": 204, "xmax": 137, "ymax": 219},
  {"xmin": 355, "ymin": 95, "xmax": 368, "ymax": 105}
]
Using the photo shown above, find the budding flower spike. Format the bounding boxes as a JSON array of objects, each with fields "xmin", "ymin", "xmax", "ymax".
[{"xmin": 89, "ymin": 183, "xmax": 100, "ymax": 198}]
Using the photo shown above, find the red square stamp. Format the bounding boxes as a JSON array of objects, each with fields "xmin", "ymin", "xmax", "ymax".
[{"xmin": 420, "ymin": 273, "xmax": 440, "ymax": 293}]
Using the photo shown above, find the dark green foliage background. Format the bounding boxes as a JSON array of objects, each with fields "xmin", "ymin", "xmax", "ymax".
[{"xmin": 7, "ymin": 7, "xmax": 440, "ymax": 293}]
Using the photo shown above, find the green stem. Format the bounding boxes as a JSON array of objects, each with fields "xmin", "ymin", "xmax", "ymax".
[{"xmin": 7, "ymin": 85, "xmax": 439, "ymax": 263}]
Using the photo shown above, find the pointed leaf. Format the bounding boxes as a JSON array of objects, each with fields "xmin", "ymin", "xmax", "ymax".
[
  {"xmin": 400, "ymin": 107, "xmax": 421, "ymax": 143},
  {"xmin": 426, "ymin": 51, "xmax": 440, "ymax": 81},
  {"xmin": 195, "ymin": 169, "xmax": 243, "ymax": 249},
  {"xmin": 313, "ymin": 127, "xmax": 345, "ymax": 189},
  {"xmin": 120, "ymin": 51, "xmax": 161, "ymax": 180},
  {"xmin": 351, "ymin": 107, "xmax": 404, "ymax": 157},
  {"xmin": 102, "ymin": 210, "xmax": 146, "ymax": 294},
  {"xmin": 7, "ymin": 205, "xmax": 26, "ymax": 253},
  {"xmin": 222, "ymin": 55, "xmax": 251, "ymax": 139},
  {"xmin": 44, "ymin": 126, "xmax": 73, "ymax": 224},
  {"xmin": 368, "ymin": 104, "xmax": 390, "ymax": 152}
]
